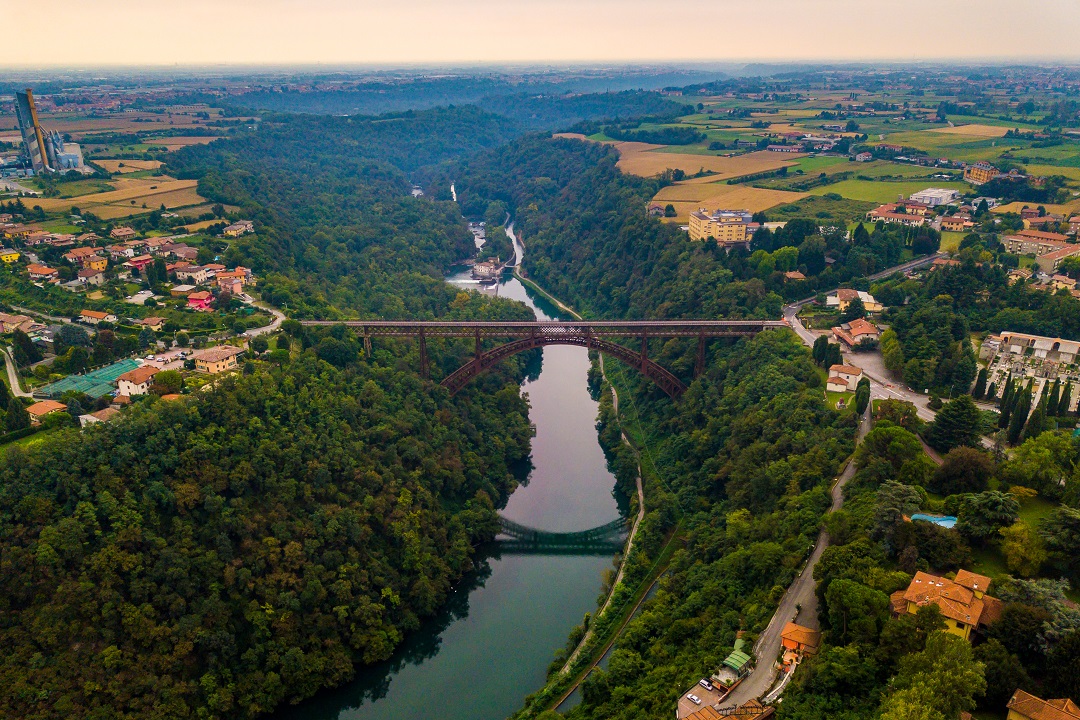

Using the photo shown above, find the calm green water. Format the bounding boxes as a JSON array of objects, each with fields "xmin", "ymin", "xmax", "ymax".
[{"xmin": 272, "ymin": 227, "xmax": 624, "ymax": 720}]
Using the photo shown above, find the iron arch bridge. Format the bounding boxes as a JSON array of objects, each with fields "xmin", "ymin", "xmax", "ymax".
[
  {"xmin": 298, "ymin": 320, "xmax": 786, "ymax": 397},
  {"xmin": 496, "ymin": 516, "xmax": 628, "ymax": 554}
]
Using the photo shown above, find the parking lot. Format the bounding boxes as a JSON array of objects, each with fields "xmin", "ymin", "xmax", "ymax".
[
  {"xmin": 140, "ymin": 347, "xmax": 189, "ymax": 371},
  {"xmin": 676, "ymin": 680, "xmax": 726, "ymax": 718}
]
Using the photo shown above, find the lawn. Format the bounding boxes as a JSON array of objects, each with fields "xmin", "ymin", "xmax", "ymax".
[
  {"xmin": 770, "ymin": 194, "xmax": 877, "ymax": 223},
  {"xmin": 0, "ymin": 429, "xmax": 57, "ymax": 454},
  {"xmin": 940, "ymin": 231, "xmax": 966, "ymax": 253},
  {"xmin": 824, "ymin": 390, "xmax": 855, "ymax": 411},
  {"xmin": 808, "ymin": 178, "xmax": 969, "ymax": 204}
]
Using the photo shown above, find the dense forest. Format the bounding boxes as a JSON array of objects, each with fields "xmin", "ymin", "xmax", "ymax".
[
  {"xmin": 442, "ymin": 135, "xmax": 1080, "ymax": 720},
  {"xmin": 1, "ymin": 106, "xmax": 545, "ymax": 719}
]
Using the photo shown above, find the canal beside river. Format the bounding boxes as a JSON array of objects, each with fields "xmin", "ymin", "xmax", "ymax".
[{"xmin": 272, "ymin": 226, "xmax": 625, "ymax": 720}]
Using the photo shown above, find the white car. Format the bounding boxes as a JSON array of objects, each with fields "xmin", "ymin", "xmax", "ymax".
[
  {"xmin": 699, "ymin": 679, "xmax": 714, "ymax": 691},
  {"xmin": 687, "ymin": 694, "xmax": 701, "ymax": 705}
]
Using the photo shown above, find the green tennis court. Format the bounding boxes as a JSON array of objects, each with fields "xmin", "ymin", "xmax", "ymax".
[{"xmin": 36, "ymin": 358, "xmax": 142, "ymax": 399}]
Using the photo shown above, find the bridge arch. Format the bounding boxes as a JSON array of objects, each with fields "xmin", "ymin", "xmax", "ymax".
[{"xmin": 442, "ymin": 335, "xmax": 687, "ymax": 397}]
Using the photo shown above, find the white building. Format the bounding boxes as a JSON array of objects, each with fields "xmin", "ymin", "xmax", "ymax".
[
  {"xmin": 909, "ymin": 188, "xmax": 961, "ymax": 207},
  {"xmin": 827, "ymin": 364, "xmax": 865, "ymax": 392},
  {"xmin": 116, "ymin": 366, "xmax": 159, "ymax": 396}
]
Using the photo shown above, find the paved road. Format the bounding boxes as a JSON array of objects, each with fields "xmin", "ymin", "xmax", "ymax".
[
  {"xmin": 1, "ymin": 347, "xmax": 32, "ymax": 398},
  {"xmin": 723, "ymin": 403, "xmax": 871, "ymax": 707},
  {"xmin": 242, "ymin": 297, "xmax": 286, "ymax": 337}
]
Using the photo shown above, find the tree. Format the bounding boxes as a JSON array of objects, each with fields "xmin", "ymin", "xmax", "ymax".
[
  {"xmin": 881, "ymin": 631, "xmax": 986, "ymax": 720},
  {"xmin": 855, "ymin": 377, "xmax": 871, "ymax": 414},
  {"xmin": 987, "ymin": 602, "xmax": 1054, "ymax": 669},
  {"xmin": 1059, "ymin": 380, "xmax": 1073, "ymax": 416},
  {"xmin": 250, "ymin": 336, "xmax": 269, "ymax": 354},
  {"xmin": 11, "ymin": 329, "xmax": 42, "ymax": 365},
  {"xmin": 956, "ymin": 491, "xmax": 1021, "ymax": 544},
  {"xmin": 1007, "ymin": 385, "xmax": 1033, "ymax": 444},
  {"xmin": 825, "ymin": 578, "xmax": 890, "ymax": 646},
  {"xmin": 1045, "ymin": 630, "xmax": 1080, "ymax": 699},
  {"xmin": 153, "ymin": 370, "xmax": 184, "ymax": 394},
  {"xmin": 926, "ymin": 395, "xmax": 980, "ymax": 452},
  {"xmin": 55, "ymin": 324, "xmax": 91, "ymax": 356},
  {"xmin": 1047, "ymin": 379, "xmax": 1061, "ymax": 416},
  {"xmin": 974, "ymin": 638, "xmax": 1034, "ymax": 710},
  {"xmin": 852, "ymin": 222, "xmax": 871, "ymax": 245},
  {"xmin": 985, "ymin": 381, "xmax": 996, "ymax": 402},
  {"xmin": 972, "ymin": 367, "xmax": 987, "ymax": 400},
  {"xmin": 840, "ymin": 297, "xmax": 867, "ymax": 323},
  {"xmin": 874, "ymin": 481, "xmax": 924, "ymax": 553},
  {"xmin": 5, "ymin": 396, "xmax": 29, "ymax": 432},
  {"xmin": 825, "ymin": 342, "xmax": 842, "ymax": 369},
  {"xmin": 857, "ymin": 423, "xmax": 924, "ymax": 470},
  {"xmin": 1022, "ymin": 397, "xmax": 1049, "ymax": 442},
  {"xmin": 999, "ymin": 523, "xmax": 1047, "ymax": 577},
  {"xmin": 929, "ymin": 447, "xmax": 994, "ymax": 495},
  {"xmin": 175, "ymin": 332, "xmax": 190, "ymax": 348},
  {"xmin": 812, "ymin": 335, "xmax": 830, "ymax": 366},
  {"xmin": 663, "ymin": 204, "xmax": 676, "ymax": 217},
  {"xmin": 0, "ymin": 376, "xmax": 9, "ymax": 410},
  {"xmin": 137, "ymin": 328, "xmax": 155, "ymax": 350},
  {"xmin": 1040, "ymin": 506, "xmax": 1080, "ymax": 576}
]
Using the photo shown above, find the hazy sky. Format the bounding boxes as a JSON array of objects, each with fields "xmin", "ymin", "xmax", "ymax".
[{"xmin": 7, "ymin": 0, "xmax": 1080, "ymax": 66}]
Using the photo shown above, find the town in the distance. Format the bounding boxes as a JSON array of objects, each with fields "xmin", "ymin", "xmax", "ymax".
[{"xmin": 1, "ymin": 62, "xmax": 1080, "ymax": 720}]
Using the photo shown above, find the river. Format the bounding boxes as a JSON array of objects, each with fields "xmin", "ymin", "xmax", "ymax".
[{"xmin": 271, "ymin": 224, "xmax": 625, "ymax": 720}]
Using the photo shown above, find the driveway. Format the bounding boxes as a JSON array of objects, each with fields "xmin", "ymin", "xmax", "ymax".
[
  {"xmin": 722, "ymin": 403, "xmax": 871, "ymax": 708},
  {"xmin": 1, "ymin": 348, "xmax": 33, "ymax": 398}
]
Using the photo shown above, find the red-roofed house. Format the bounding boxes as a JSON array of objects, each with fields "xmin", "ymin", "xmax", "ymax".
[
  {"xmin": 889, "ymin": 570, "xmax": 1001, "ymax": 641},
  {"xmin": 116, "ymin": 366, "xmax": 159, "ymax": 396},
  {"xmin": 832, "ymin": 319, "xmax": 881, "ymax": 349},
  {"xmin": 187, "ymin": 290, "xmax": 214, "ymax": 311},
  {"xmin": 1006, "ymin": 689, "xmax": 1080, "ymax": 720}
]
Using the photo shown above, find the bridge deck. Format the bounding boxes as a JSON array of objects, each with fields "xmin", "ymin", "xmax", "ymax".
[{"xmin": 298, "ymin": 320, "xmax": 787, "ymax": 338}]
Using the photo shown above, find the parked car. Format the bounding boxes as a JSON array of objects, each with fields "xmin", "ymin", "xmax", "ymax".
[
  {"xmin": 699, "ymin": 679, "xmax": 714, "ymax": 692},
  {"xmin": 687, "ymin": 694, "xmax": 701, "ymax": 705}
]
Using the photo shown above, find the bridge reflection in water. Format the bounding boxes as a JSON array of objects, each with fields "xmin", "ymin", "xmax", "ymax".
[{"xmin": 495, "ymin": 516, "xmax": 628, "ymax": 555}]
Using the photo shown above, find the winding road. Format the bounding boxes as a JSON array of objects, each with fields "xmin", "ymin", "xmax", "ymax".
[{"xmin": 1, "ymin": 348, "xmax": 33, "ymax": 398}]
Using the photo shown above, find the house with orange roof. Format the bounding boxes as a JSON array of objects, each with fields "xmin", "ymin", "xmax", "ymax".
[
  {"xmin": 1007, "ymin": 689, "xmax": 1080, "ymax": 720},
  {"xmin": 116, "ymin": 365, "xmax": 159, "ymax": 396},
  {"xmin": 26, "ymin": 399, "xmax": 68, "ymax": 424},
  {"xmin": 889, "ymin": 570, "xmax": 1002, "ymax": 641},
  {"xmin": 187, "ymin": 290, "xmax": 214, "ymax": 311},
  {"xmin": 831, "ymin": 318, "xmax": 881, "ymax": 349},
  {"xmin": 27, "ymin": 264, "xmax": 59, "ymax": 283},
  {"xmin": 827, "ymin": 363, "xmax": 864, "ymax": 392}
]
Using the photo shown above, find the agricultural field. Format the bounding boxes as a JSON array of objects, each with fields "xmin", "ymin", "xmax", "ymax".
[
  {"xmin": 651, "ymin": 181, "xmax": 806, "ymax": 222},
  {"xmin": 94, "ymin": 159, "xmax": 164, "ymax": 174},
  {"xmin": 769, "ymin": 194, "xmax": 878, "ymax": 224},
  {"xmin": 616, "ymin": 144, "xmax": 801, "ymax": 178},
  {"xmin": 993, "ymin": 200, "xmax": 1080, "ymax": 216},
  {"xmin": 808, "ymin": 178, "xmax": 969, "ymax": 204},
  {"xmin": 25, "ymin": 177, "xmax": 205, "ymax": 218},
  {"xmin": 931, "ymin": 123, "xmax": 1011, "ymax": 138}
]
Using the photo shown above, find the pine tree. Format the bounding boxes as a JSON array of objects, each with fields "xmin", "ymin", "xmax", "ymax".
[
  {"xmin": 1000, "ymin": 379, "xmax": 1016, "ymax": 429},
  {"xmin": 985, "ymin": 382, "xmax": 997, "ymax": 402},
  {"xmin": 813, "ymin": 335, "xmax": 829, "ymax": 366},
  {"xmin": 1007, "ymin": 387, "xmax": 1033, "ymax": 444},
  {"xmin": 5, "ymin": 396, "xmax": 29, "ymax": 432},
  {"xmin": 1023, "ymin": 396, "xmax": 1049, "ymax": 441},
  {"xmin": 1000, "ymin": 374, "xmax": 1014, "ymax": 409},
  {"xmin": 1047, "ymin": 379, "xmax": 1061, "ymax": 417},
  {"xmin": 927, "ymin": 394, "xmax": 982, "ymax": 452},
  {"xmin": 972, "ymin": 367, "xmax": 988, "ymax": 399},
  {"xmin": 0, "ymin": 376, "xmax": 9, "ymax": 409},
  {"xmin": 1059, "ymin": 381, "xmax": 1073, "ymax": 417}
]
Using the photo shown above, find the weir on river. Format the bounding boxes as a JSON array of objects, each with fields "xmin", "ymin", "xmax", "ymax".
[{"xmin": 271, "ymin": 223, "xmax": 628, "ymax": 720}]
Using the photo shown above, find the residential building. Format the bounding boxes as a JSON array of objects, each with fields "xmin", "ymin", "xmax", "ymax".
[
  {"xmin": 866, "ymin": 204, "xmax": 927, "ymax": 227},
  {"xmin": 139, "ymin": 317, "xmax": 166, "ymax": 331},
  {"xmin": 0, "ymin": 312, "xmax": 37, "ymax": 333},
  {"xmin": 64, "ymin": 246, "xmax": 100, "ymax": 264},
  {"xmin": 0, "ymin": 248, "xmax": 19, "ymax": 263},
  {"xmin": 909, "ymin": 188, "xmax": 961, "ymax": 207},
  {"xmin": 187, "ymin": 291, "xmax": 214, "ymax": 311},
  {"xmin": 77, "ymin": 269, "xmax": 106, "ymax": 287},
  {"xmin": 79, "ymin": 407, "xmax": 120, "ymax": 427},
  {"xmin": 832, "ymin": 318, "xmax": 881, "ymax": 348},
  {"xmin": 27, "ymin": 264, "xmax": 59, "ymax": 283},
  {"xmin": 780, "ymin": 622, "xmax": 821, "ymax": 669},
  {"xmin": 941, "ymin": 215, "xmax": 975, "ymax": 232},
  {"xmin": 80, "ymin": 309, "xmax": 117, "ymax": 325},
  {"xmin": 1070, "ymin": 216, "xmax": 1080, "ymax": 235},
  {"xmin": 784, "ymin": 270, "xmax": 806, "ymax": 280},
  {"xmin": 223, "ymin": 220, "xmax": 254, "ymax": 237},
  {"xmin": 83, "ymin": 255, "xmax": 108, "ymax": 271},
  {"xmin": 171, "ymin": 284, "xmax": 197, "ymax": 297},
  {"xmin": 1016, "ymin": 228, "xmax": 1069, "ymax": 243},
  {"xmin": 1050, "ymin": 275, "xmax": 1076, "ymax": 291},
  {"xmin": 854, "ymin": 152, "xmax": 873, "ymax": 162},
  {"xmin": 175, "ymin": 266, "xmax": 208, "ymax": 284},
  {"xmin": 26, "ymin": 399, "xmax": 67, "ymax": 424},
  {"xmin": 193, "ymin": 345, "xmax": 246, "ymax": 374},
  {"xmin": 767, "ymin": 144, "xmax": 803, "ymax": 153},
  {"xmin": 116, "ymin": 365, "xmax": 159, "ymax": 396},
  {"xmin": 1006, "ymin": 690, "xmax": 1079, "ymax": 720},
  {"xmin": 173, "ymin": 247, "xmax": 199, "ymax": 262},
  {"xmin": 124, "ymin": 254, "xmax": 153, "ymax": 272},
  {"xmin": 889, "ymin": 570, "xmax": 1002, "ymax": 641},
  {"xmin": 964, "ymin": 161, "xmax": 999, "ymax": 185},
  {"xmin": 110, "ymin": 226, "xmax": 137, "ymax": 241},
  {"xmin": 826, "ymin": 363, "xmax": 864, "ymax": 392},
  {"xmin": 688, "ymin": 209, "xmax": 754, "ymax": 246},
  {"xmin": 826, "ymin": 288, "xmax": 883, "ymax": 314},
  {"xmin": 1036, "ymin": 245, "xmax": 1080, "ymax": 274}
]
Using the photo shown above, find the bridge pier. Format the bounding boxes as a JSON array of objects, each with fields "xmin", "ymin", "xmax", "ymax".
[
  {"xmin": 696, "ymin": 334, "xmax": 706, "ymax": 377},
  {"xmin": 418, "ymin": 330, "xmax": 428, "ymax": 379}
]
